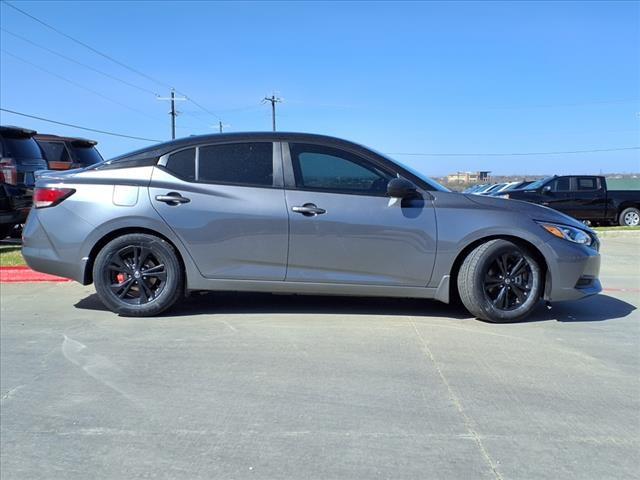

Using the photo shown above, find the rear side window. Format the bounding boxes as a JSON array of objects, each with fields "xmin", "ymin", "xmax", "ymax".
[
  {"xmin": 577, "ymin": 177, "xmax": 600, "ymax": 191},
  {"xmin": 165, "ymin": 148, "xmax": 196, "ymax": 181},
  {"xmin": 551, "ymin": 177, "xmax": 571, "ymax": 192},
  {"xmin": 38, "ymin": 141, "xmax": 70, "ymax": 162},
  {"xmin": 198, "ymin": 142, "xmax": 273, "ymax": 187}
]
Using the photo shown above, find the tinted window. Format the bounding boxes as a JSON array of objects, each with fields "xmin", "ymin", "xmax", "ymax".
[
  {"xmin": 551, "ymin": 177, "xmax": 571, "ymax": 192},
  {"xmin": 38, "ymin": 141, "xmax": 70, "ymax": 162},
  {"xmin": 290, "ymin": 143, "xmax": 392, "ymax": 194},
  {"xmin": 71, "ymin": 146, "xmax": 103, "ymax": 166},
  {"xmin": 577, "ymin": 177, "xmax": 599, "ymax": 191},
  {"xmin": 165, "ymin": 148, "xmax": 196, "ymax": 181},
  {"xmin": 198, "ymin": 143, "xmax": 273, "ymax": 187},
  {"xmin": 1, "ymin": 136, "xmax": 44, "ymax": 159}
]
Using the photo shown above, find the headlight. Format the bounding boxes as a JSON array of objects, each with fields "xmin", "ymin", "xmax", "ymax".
[
  {"xmin": 497, "ymin": 194, "xmax": 510, "ymax": 199},
  {"xmin": 537, "ymin": 221, "xmax": 594, "ymax": 246}
]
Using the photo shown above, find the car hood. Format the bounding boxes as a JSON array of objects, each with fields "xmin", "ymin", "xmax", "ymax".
[{"xmin": 464, "ymin": 193, "xmax": 592, "ymax": 231}]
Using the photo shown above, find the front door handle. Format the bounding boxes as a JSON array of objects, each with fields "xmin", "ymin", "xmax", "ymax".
[
  {"xmin": 155, "ymin": 192, "xmax": 191, "ymax": 206},
  {"xmin": 292, "ymin": 203, "xmax": 326, "ymax": 216}
]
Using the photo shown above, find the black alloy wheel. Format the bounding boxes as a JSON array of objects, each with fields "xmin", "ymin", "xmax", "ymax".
[{"xmin": 93, "ymin": 233, "xmax": 183, "ymax": 316}]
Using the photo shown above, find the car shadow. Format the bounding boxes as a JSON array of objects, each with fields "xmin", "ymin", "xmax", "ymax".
[{"xmin": 74, "ymin": 291, "xmax": 635, "ymax": 323}]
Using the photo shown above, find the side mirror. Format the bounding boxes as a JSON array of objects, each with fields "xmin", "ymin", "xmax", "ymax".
[
  {"xmin": 387, "ymin": 178, "xmax": 418, "ymax": 199},
  {"xmin": 542, "ymin": 185, "xmax": 552, "ymax": 194}
]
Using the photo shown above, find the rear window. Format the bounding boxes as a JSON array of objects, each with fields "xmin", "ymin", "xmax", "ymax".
[
  {"xmin": 38, "ymin": 141, "xmax": 70, "ymax": 162},
  {"xmin": 1, "ymin": 135, "xmax": 44, "ymax": 159},
  {"xmin": 198, "ymin": 142, "xmax": 273, "ymax": 187},
  {"xmin": 71, "ymin": 145, "xmax": 103, "ymax": 166}
]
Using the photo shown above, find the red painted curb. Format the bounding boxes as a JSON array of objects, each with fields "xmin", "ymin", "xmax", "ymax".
[{"xmin": 0, "ymin": 266, "xmax": 71, "ymax": 283}]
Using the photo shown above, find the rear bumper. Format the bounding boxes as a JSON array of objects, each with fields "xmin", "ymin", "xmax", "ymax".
[
  {"xmin": 22, "ymin": 211, "xmax": 86, "ymax": 283},
  {"xmin": 542, "ymin": 237, "xmax": 602, "ymax": 302}
]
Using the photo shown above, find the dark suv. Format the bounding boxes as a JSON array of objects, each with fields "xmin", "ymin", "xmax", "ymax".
[
  {"xmin": 0, "ymin": 126, "xmax": 48, "ymax": 239},
  {"xmin": 35, "ymin": 134, "xmax": 103, "ymax": 170}
]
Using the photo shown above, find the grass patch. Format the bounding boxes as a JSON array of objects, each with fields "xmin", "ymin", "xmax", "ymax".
[
  {"xmin": 594, "ymin": 226, "xmax": 640, "ymax": 231},
  {"xmin": 0, "ymin": 245, "xmax": 26, "ymax": 267}
]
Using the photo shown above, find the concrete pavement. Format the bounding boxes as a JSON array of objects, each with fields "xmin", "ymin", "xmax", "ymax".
[{"xmin": 1, "ymin": 235, "xmax": 638, "ymax": 479}]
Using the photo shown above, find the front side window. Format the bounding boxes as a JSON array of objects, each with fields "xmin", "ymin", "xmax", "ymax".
[
  {"xmin": 198, "ymin": 142, "xmax": 273, "ymax": 187},
  {"xmin": 289, "ymin": 143, "xmax": 392, "ymax": 195},
  {"xmin": 551, "ymin": 177, "xmax": 571, "ymax": 192},
  {"xmin": 38, "ymin": 141, "xmax": 70, "ymax": 162},
  {"xmin": 165, "ymin": 148, "xmax": 196, "ymax": 181}
]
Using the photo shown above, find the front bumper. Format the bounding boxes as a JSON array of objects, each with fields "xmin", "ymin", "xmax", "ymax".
[{"xmin": 542, "ymin": 236, "xmax": 602, "ymax": 302}]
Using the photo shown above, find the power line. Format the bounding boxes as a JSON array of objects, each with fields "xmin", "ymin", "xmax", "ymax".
[
  {"xmin": 181, "ymin": 96, "xmax": 222, "ymax": 122},
  {"xmin": 1, "ymin": 0, "xmax": 172, "ymax": 90},
  {"xmin": 0, "ymin": 27, "xmax": 158, "ymax": 96},
  {"xmin": 1, "ymin": 49, "xmax": 160, "ymax": 122},
  {"xmin": 2, "ymin": 0, "xmax": 224, "ymax": 123},
  {"xmin": 0, "ymin": 108, "xmax": 161, "ymax": 142},
  {"xmin": 387, "ymin": 147, "xmax": 640, "ymax": 157}
]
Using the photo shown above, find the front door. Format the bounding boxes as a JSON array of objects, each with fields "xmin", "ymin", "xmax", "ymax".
[
  {"xmin": 149, "ymin": 142, "xmax": 289, "ymax": 280},
  {"xmin": 283, "ymin": 142, "xmax": 437, "ymax": 286}
]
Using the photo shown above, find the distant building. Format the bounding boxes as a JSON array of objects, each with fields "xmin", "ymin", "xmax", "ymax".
[{"xmin": 447, "ymin": 171, "xmax": 491, "ymax": 183}]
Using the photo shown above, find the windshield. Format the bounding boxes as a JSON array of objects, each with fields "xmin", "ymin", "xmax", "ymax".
[
  {"xmin": 525, "ymin": 176, "xmax": 553, "ymax": 190},
  {"xmin": 72, "ymin": 146, "xmax": 103, "ymax": 165},
  {"xmin": 380, "ymin": 155, "xmax": 451, "ymax": 192}
]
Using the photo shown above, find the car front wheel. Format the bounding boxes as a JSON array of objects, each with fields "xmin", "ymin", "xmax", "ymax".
[
  {"xmin": 93, "ymin": 233, "xmax": 183, "ymax": 317},
  {"xmin": 457, "ymin": 239, "xmax": 543, "ymax": 323}
]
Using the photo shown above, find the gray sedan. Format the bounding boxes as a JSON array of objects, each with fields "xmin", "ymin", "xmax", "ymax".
[{"xmin": 23, "ymin": 132, "xmax": 601, "ymax": 322}]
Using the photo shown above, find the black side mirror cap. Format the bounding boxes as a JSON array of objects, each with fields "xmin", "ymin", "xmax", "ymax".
[{"xmin": 387, "ymin": 178, "xmax": 418, "ymax": 199}]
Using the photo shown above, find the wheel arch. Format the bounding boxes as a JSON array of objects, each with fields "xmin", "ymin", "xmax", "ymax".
[
  {"xmin": 448, "ymin": 234, "xmax": 549, "ymax": 303},
  {"xmin": 83, "ymin": 227, "xmax": 186, "ymax": 285}
]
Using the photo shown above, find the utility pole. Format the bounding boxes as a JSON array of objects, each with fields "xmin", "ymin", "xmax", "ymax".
[
  {"xmin": 157, "ymin": 88, "xmax": 186, "ymax": 139},
  {"xmin": 263, "ymin": 95, "xmax": 282, "ymax": 131},
  {"xmin": 219, "ymin": 121, "xmax": 223, "ymax": 133}
]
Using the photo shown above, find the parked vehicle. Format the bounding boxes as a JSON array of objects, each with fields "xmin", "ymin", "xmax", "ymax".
[
  {"xmin": 471, "ymin": 184, "xmax": 497, "ymax": 195},
  {"xmin": 35, "ymin": 134, "xmax": 103, "ymax": 170},
  {"xmin": 501, "ymin": 175, "xmax": 640, "ymax": 226},
  {"xmin": 0, "ymin": 126, "xmax": 48, "ymax": 239},
  {"xmin": 487, "ymin": 181, "xmax": 533, "ymax": 196},
  {"xmin": 478, "ymin": 183, "xmax": 509, "ymax": 195},
  {"xmin": 24, "ymin": 132, "xmax": 601, "ymax": 322}
]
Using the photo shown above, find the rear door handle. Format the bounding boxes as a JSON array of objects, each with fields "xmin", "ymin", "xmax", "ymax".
[
  {"xmin": 292, "ymin": 203, "xmax": 326, "ymax": 216},
  {"xmin": 155, "ymin": 192, "xmax": 190, "ymax": 205}
]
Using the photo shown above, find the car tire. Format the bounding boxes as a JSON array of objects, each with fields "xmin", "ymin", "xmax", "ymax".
[
  {"xmin": 93, "ymin": 233, "xmax": 183, "ymax": 317},
  {"xmin": 457, "ymin": 239, "xmax": 543, "ymax": 323},
  {"xmin": 619, "ymin": 207, "xmax": 640, "ymax": 227}
]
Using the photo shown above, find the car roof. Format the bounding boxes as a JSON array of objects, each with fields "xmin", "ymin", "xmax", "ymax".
[
  {"xmin": 110, "ymin": 131, "xmax": 378, "ymax": 162},
  {"xmin": 34, "ymin": 133, "xmax": 98, "ymax": 147},
  {"xmin": 0, "ymin": 125, "xmax": 37, "ymax": 137}
]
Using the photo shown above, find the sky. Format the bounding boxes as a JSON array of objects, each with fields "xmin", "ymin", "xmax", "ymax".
[{"xmin": 1, "ymin": 0, "xmax": 639, "ymax": 177}]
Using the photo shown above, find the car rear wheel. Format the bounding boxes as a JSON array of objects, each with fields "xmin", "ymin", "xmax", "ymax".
[
  {"xmin": 93, "ymin": 233, "xmax": 183, "ymax": 317},
  {"xmin": 619, "ymin": 207, "xmax": 640, "ymax": 227},
  {"xmin": 457, "ymin": 239, "xmax": 542, "ymax": 323}
]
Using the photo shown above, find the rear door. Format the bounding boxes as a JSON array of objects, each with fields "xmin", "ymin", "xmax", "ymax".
[
  {"xmin": 149, "ymin": 142, "xmax": 289, "ymax": 280},
  {"xmin": 570, "ymin": 176, "xmax": 606, "ymax": 221},
  {"xmin": 282, "ymin": 142, "xmax": 437, "ymax": 286}
]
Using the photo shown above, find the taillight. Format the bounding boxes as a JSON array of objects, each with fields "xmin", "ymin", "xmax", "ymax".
[
  {"xmin": 0, "ymin": 159, "xmax": 17, "ymax": 185},
  {"xmin": 33, "ymin": 187, "xmax": 75, "ymax": 209}
]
